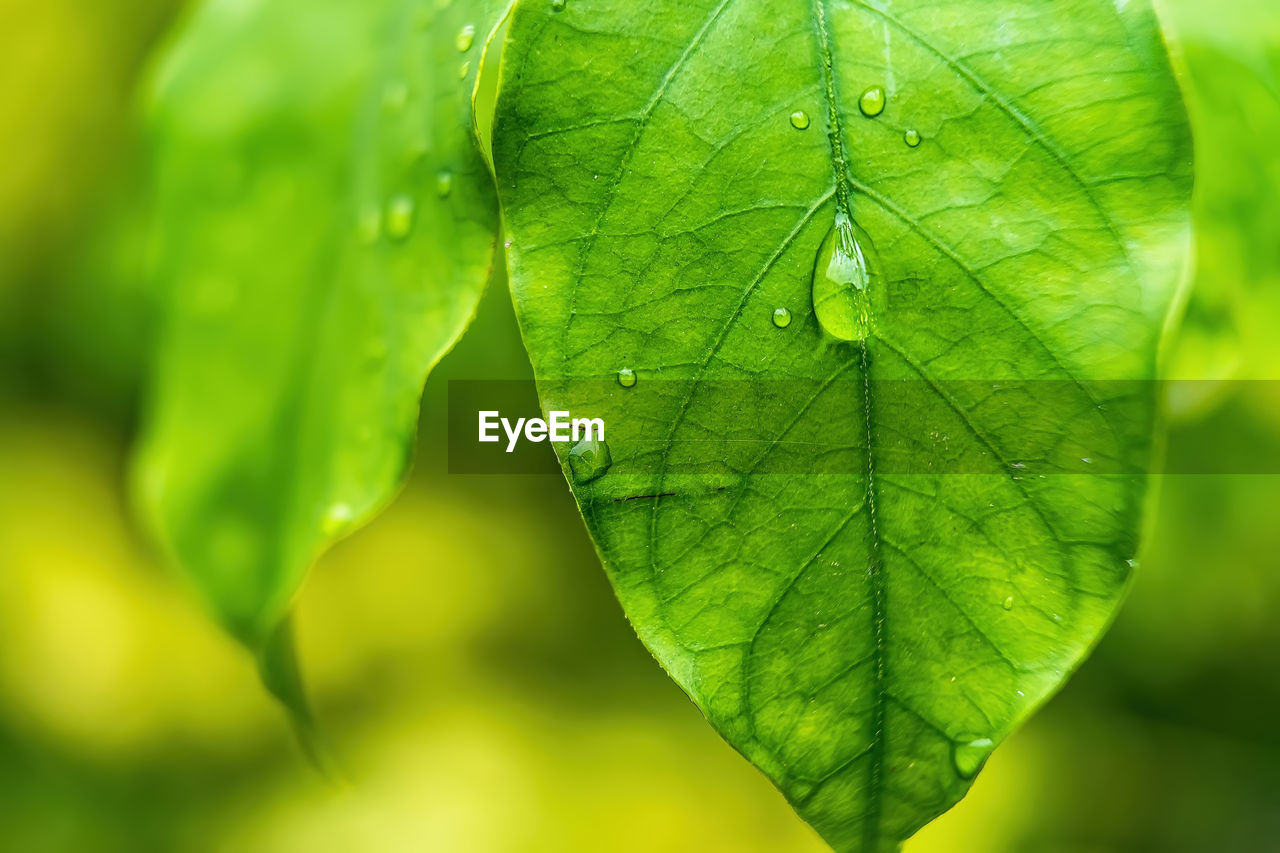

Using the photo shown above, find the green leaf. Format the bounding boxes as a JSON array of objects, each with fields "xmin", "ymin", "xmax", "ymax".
[
  {"xmin": 136, "ymin": 0, "xmax": 502, "ymax": 657},
  {"xmin": 1158, "ymin": 0, "xmax": 1280, "ymax": 403},
  {"xmin": 492, "ymin": 1, "xmax": 1191, "ymax": 849}
]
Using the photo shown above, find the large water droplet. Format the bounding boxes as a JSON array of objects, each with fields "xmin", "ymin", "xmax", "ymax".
[
  {"xmin": 551, "ymin": 0, "xmax": 567, "ymax": 10},
  {"xmin": 904, "ymin": 129, "xmax": 921, "ymax": 148},
  {"xmin": 568, "ymin": 436, "xmax": 612, "ymax": 483},
  {"xmin": 951, "ymin": 738, "xmax": 994, "ymax": 779},
  {"xmin": 772, "ymin": 307, "xmax": 792, "ymax": 328},
  {"xmin": 790, "ymin": 110, "xmax": 810, "ymax": 130},
  {"xmin": 386, "ymin": 194, "xmax": 415, "ymax": 240},
  {"xmin": 456, "ymin": 24, "xmax": 476, "ymax": 52},
  {"xmin": 811, "ymin": 211, "xmax": 882, "ymax": 342},
  {"xmin": 859, "ymin": 86, "xmax": 887, "ymax": 117},
  {"xmin": 617, "ymin": 368, "xmax": 637, "ymax": 389}
]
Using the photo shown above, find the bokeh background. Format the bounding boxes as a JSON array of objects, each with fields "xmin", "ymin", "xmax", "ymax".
[{"xmin": 1, "ymin": 0, "xmax": 1278, "ymax": 850}]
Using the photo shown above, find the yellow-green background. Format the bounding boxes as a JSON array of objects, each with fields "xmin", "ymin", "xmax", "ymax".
[{"xmin": 1, "ymin": 0, "xmax": 1278, "ymax": 850}]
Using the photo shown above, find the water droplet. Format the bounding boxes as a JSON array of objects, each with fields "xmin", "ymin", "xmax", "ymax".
[
  {"xmin": 568, "ymin": 436, "xmax": 612, "ymax": 483},
  {"xmin": 859, "ymin": 86, "xmax": 887, "ymax": 118},
  {"xmin": 812, "ymin": 211, "xmax": 882, "ymax": 342},
  {"xmin": 772, "ymin": 307, "xmax": 793, "ymax": 328},
  {"xmin": 790, "ymin": 110, "xmax": 810, "ymax": 130},
  {"xmin": 951, "ymin": 738, "xmax": 994, "ymax": 779},
  {"xmin": 322, "ymin": 503, "xmax": 356, "ymax": 536},
  {"xmin": 386, "ymin": 195, "xmax": 415, "ymax": 240},
  {"xmin": 459, "ymin": 61, "xmax": 471, "ymax": 79},
  {"xmin": 436, "ymin": 170, "xmax": 454, "ymax": 198},
  {"xmin": 1002, "ymin": 596, "xmax": 1015, "ymax": 611},
  {"xmin": 551, "ymin": 0, "xmax": 566, "ymax": 10},
  {"xmin": 456, "ymin": 24, "xmax": 476, "ymax": 52},
  {"xmin": 1126, "ymin": 558, "xmax": 1139, "ymax": 570},
  {"xmin": 904, "ymin": 129, "xmax": 921, "ymax": 147},
  {"xmin": 617, "ymin": 368, "xmax": 637, "ymax": 389}
]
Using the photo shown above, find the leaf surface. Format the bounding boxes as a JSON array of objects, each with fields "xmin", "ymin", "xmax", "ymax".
[
  {"xmin": 137, "ymin": 0, "xmax": 502, "ymax": 651},
  {"xmin": 492, "ymin": 0, "xmax": 1192, "ymax": 848}
]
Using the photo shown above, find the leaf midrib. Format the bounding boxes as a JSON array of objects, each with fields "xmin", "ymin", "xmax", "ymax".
[{"xmin": 811, "ymin": 0, "xmax": 888, "ymax": 845}]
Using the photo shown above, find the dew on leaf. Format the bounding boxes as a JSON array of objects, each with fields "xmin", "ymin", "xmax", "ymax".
[
  {"xmin": 951, "ymin": 737, "xmax": 995, "ymax": 779},
  {"xmin": 456, "ymin": 24, "xmax": 476, "ymax": 52},
  {"xmin": 1003, "ymin": 595, "xmax": 1015, "ymax": 611},
  {"xmin": 904, "ymin": 129, "xmax": 921, "ymax": 147},
  {"xmin": 772, "ymin": 307, "xmax": 792, "ymax": 328},
  {"xmin": 386, "ymin": 195, "xmax": 416, "ymax": 240},
  {"xmin": 436, "ymin": 170, "xmax": 454, "ymax": 198},
  {"xmin": 568, "ymin": 436, "xmax": 612, "ymax": 483},
  {"xmin": 617, "ymin": 368, "xmax": 637, "ymax": 388},
  {"xmin": 551, "ymin": 0, "xmax": 567, "ymax": 9},
  {"xmin": 459, "ymin": 60, "xmax": 471, "ymax": 79},
  {"xmin": 322, "ymin": 502, "xmax": 356, "ymax": 536},
  {"xmin": 790, "ymin": 110, "xmax": 810, "ymax": 130},
  {"xmin": 859, "ymin": 85, "xmax": 887, "ymax": 117},
  {"xmin": 812, "ymin": 211, "xmax": 881, "ymax": 342}
]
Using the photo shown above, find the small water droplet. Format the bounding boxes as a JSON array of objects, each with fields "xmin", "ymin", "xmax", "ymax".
[
  {"xmin": 456, "ymin": 24, "xmax": 476, "ymax": 52},
  {"xmin": 772, "ymin": 307, "xmax": 792, "ymax": 328},
  {"xmin": 790, "ymin": 110, "xmax": 810, "ymax": 130},
  {"xmin": 859, "ymin": 85, "xmax": 887, "ymax": 117},
  {"xmin": 1126, "ymin": 558, "xmax": 1139, "ymax": 570},
  {"xmin": 617, "ymin": 368, "xmax": 637, "ymax": 389},
  {"xmin": 951, "ymin": 738, "xmax": 994, "ymax": 779},
  {"xmin": 386, "ymin": 194, "xmax": 415, "ymax": 240},
  {"xmin": 1003, "ymin": 596, "xmax": 1015, "ymax": 611},
  {"xmin": 812, "ymin": 211, "xmax": 882, "ymax": 342},
  {"xmin": 322, "ymin": 503, "xmax": 356, "ymax": 536},
  {"xmin": 904, "ymin": 129, "xmax": 921, "ymax": 147},
  {"xmin": 551, "ymin": 0, "xmax": 566, "ymax": 10},
  {"xmin": 459, "ymin": 60, "xmax": 471, "ymax": 79},
  {"xmin": 436, "ymin": 171, "xmax": 454, "ymax": 198},
  {"xmin": 568, "ymin": 436, "xmax": 612, "ymax": 483}
]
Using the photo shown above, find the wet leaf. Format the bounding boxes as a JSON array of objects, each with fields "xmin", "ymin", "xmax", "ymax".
[
  {"xmin": 137, "ymin": 0, "xmax": 502, "ymax": 664},
  {"xmin": 492, "ymin": 0, "xmax": 1192, "ymax": 849}
]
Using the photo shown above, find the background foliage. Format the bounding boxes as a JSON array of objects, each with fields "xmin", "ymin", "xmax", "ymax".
[{"xmin": 0, "ymin": 0, "xmax": 1277, "ymax": 850}]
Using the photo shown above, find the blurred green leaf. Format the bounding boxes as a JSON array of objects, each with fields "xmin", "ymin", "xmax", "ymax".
[
  {"xmin": 136, "ymin": 0, "xmax": 502, "ymax": 668},
  {"xmin": 1159, "ymin": 0, "xmax": 1280, "ymax": 405},
  {"xmin": 492, "ymin": 0, "xmax": 1191, "ymax": 849}
]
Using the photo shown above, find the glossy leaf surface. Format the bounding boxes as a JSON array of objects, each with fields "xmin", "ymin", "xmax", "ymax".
[
  {"xmin": 492, "ymin": 0, "xmax": 1192, "ymax": 849},
  {"xmin": 138, "ymin": 0, "xmax": 502, "ymax": 649}
]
